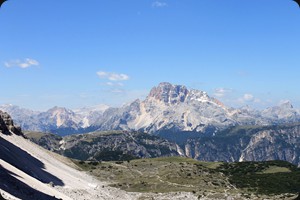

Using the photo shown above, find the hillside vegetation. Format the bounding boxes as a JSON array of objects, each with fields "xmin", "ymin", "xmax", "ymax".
[{"xmin": 74, "ymin": 157, "xmax": 300, "ymax": 199}]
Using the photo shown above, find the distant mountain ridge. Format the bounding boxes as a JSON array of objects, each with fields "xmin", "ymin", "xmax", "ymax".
[
  {"xmin": 0, "ymin": 104, "xmax": 109, "ymax": 135},
  {"xmin": 1, "ymin": 82, "xmax": 300, "ymax": 135},
  {"xmin": 26, "ymin": 131, "xmax": 182, "ymax": 161}
]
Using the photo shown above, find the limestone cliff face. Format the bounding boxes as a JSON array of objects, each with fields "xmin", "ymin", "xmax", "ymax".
[
  {"xmin": 0, "ymin": 110, "xmax": 22, "ymax": 135},
  {"xmin": 181, "ymin": 124, "xmax": 300, "ymax": 166},
  {"xmin": 147, "ymin": 82, "xmax": 189, "ymax": 105},
  {"xmin": 239, "ymin": 126, "xmax": 300, "ymax": 164}
]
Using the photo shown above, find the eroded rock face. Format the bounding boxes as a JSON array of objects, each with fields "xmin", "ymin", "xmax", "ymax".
[
  {"xmin": 148, "ymin": 82, "xmax": 189, "ymax": 105},
  {"xmin": 0, "ymin": 110, "xmax": 22, "ymax": 135},
  {"xmin": 59, "ymin": 131, "xmax": 181, "ymax": 161},
  {"xmin": 182, "ymin": 124, "xmax": 300, "ymax": 166}
]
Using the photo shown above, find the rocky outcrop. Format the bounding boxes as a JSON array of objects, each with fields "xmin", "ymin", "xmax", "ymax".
[
  {"xmin": 25, "ymin": 131, "xmax": 182, "ymax": 161},
  {"xmin": 180, "ymin": 123, "xmax": 300, "ymax": 166},
  {"xmin": 0, "ymin": 110, "xmax": 22, "ymax": 135},
  {"xmin": 239, "ymin": 125, "xmax": 300, "ymax": 164},
  {"xmin": 23, "ymin": 132, "xmax": 62, "ymax": 152},
  {"xmin": 148, "ymin": 82, "xmax": 189, "ymax": 105}
]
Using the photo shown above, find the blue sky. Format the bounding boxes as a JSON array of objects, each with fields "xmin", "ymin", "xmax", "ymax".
[{"xmin": 0, "ymin": 0, "xmax": 299, "ymax": 110}]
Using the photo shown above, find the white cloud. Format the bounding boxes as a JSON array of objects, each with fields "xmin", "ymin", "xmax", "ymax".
[
  {"xmin": 104, "ymin": 82, "xmax": 124, "ymax": 87},
  {"xmin": 4, "ymin": 58, "xmax": 39, "ymax": 68},
  {"xmin": 152, "ymin": 1, "xmax": 168, "ymax": 8},
  {"xmin": 97, "ymin": 71, "xmax": 129, "ymax": 81},
  {"xmin": 238, "ymin": 93, "xmax": 261, "ymax": 104},
  {"xmin": 243, "ymin": 93, "xmax": 254, "ymax": 101},
  {"xmin": 214, "ymin": 88, "xmax": 233, "ymax": 97}
]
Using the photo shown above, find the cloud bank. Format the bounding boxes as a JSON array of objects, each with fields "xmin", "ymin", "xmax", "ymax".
[
  {"xmin": 214, "ymin": 88, "xmax": 233, "ymax": 97},
  {"xmin": 97, "ymin": 71, "xmax": 129, "ymax": 81},
  {"xmin": 4, "ymin": 58, "xmax": 39, "ymax": 68}
]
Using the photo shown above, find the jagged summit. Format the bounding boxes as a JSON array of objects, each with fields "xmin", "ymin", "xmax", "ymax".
[
  {"xmin": 279, "ymin": 100, "xmax": 293, "ymax": 109},
  {"xmin": 45, "ymin": 106, "xmax": 78, "ymax": 122},
  {"xmin": 147, "ymin": 82, "xmax": 189, "ymax": 105},
  {"xmin": 147, "ymin": 82, "xmax": 220, "ymax": 106},
  {"xmin": 47, "ymin": 106, "xmax": 71, "ymax": 113}
]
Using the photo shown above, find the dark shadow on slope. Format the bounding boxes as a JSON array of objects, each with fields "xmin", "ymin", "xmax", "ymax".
[
  {"xmin": 0, "ymin": 136, "xmax": 64, "ymax": 186},
  {"xmin": 0, "ymin": 166, "xmax": 61, "ymax": 200}
]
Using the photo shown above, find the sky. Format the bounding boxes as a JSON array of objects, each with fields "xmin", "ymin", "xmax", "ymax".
[{"xmin": 0, "ymin": 0, "xmax": 300, "ymax": 111}]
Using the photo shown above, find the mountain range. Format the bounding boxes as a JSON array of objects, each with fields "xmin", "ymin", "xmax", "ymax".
[
  {"xmin": 1, "ymin": 82, "xmax": 300, "ymax": 136},
  {"xmin": 0, "ymin": 104, "xmax": 109, "ymax": 135},
  {"xmin": 2, "ymin": 111, "xmax": 299, "ymax": 199}
]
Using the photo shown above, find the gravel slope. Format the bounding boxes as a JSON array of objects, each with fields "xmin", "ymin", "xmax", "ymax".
[{"xmin": 0, "ymin": 134, "xmax": 139, "ymax": 200}]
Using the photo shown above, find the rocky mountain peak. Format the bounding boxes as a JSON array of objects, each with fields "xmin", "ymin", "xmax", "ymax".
[
  {"xmin": 147, "ymin": 82, "xmax": 189, "ymax": 105},
  {"xmin": 279, "ymin": 100, "xmax": 293, "ymax": 109},
  {"xmin": 73, "ymin": 104, "xmax": 109, "ymax": 115},
  {"xmin": 45, "ymin": 106, "xmax": 77, "ymax": 121},
  {"xmin": 0, "ymin": 110, "xmax": 22, "ymax": 135},
  {"xmin": 187, "ymin": 89, "xmax": 214, "ymax": 103},
  {"xmin": 47, "ymin": 106, "xmax": 72, "ymax": 114}
]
